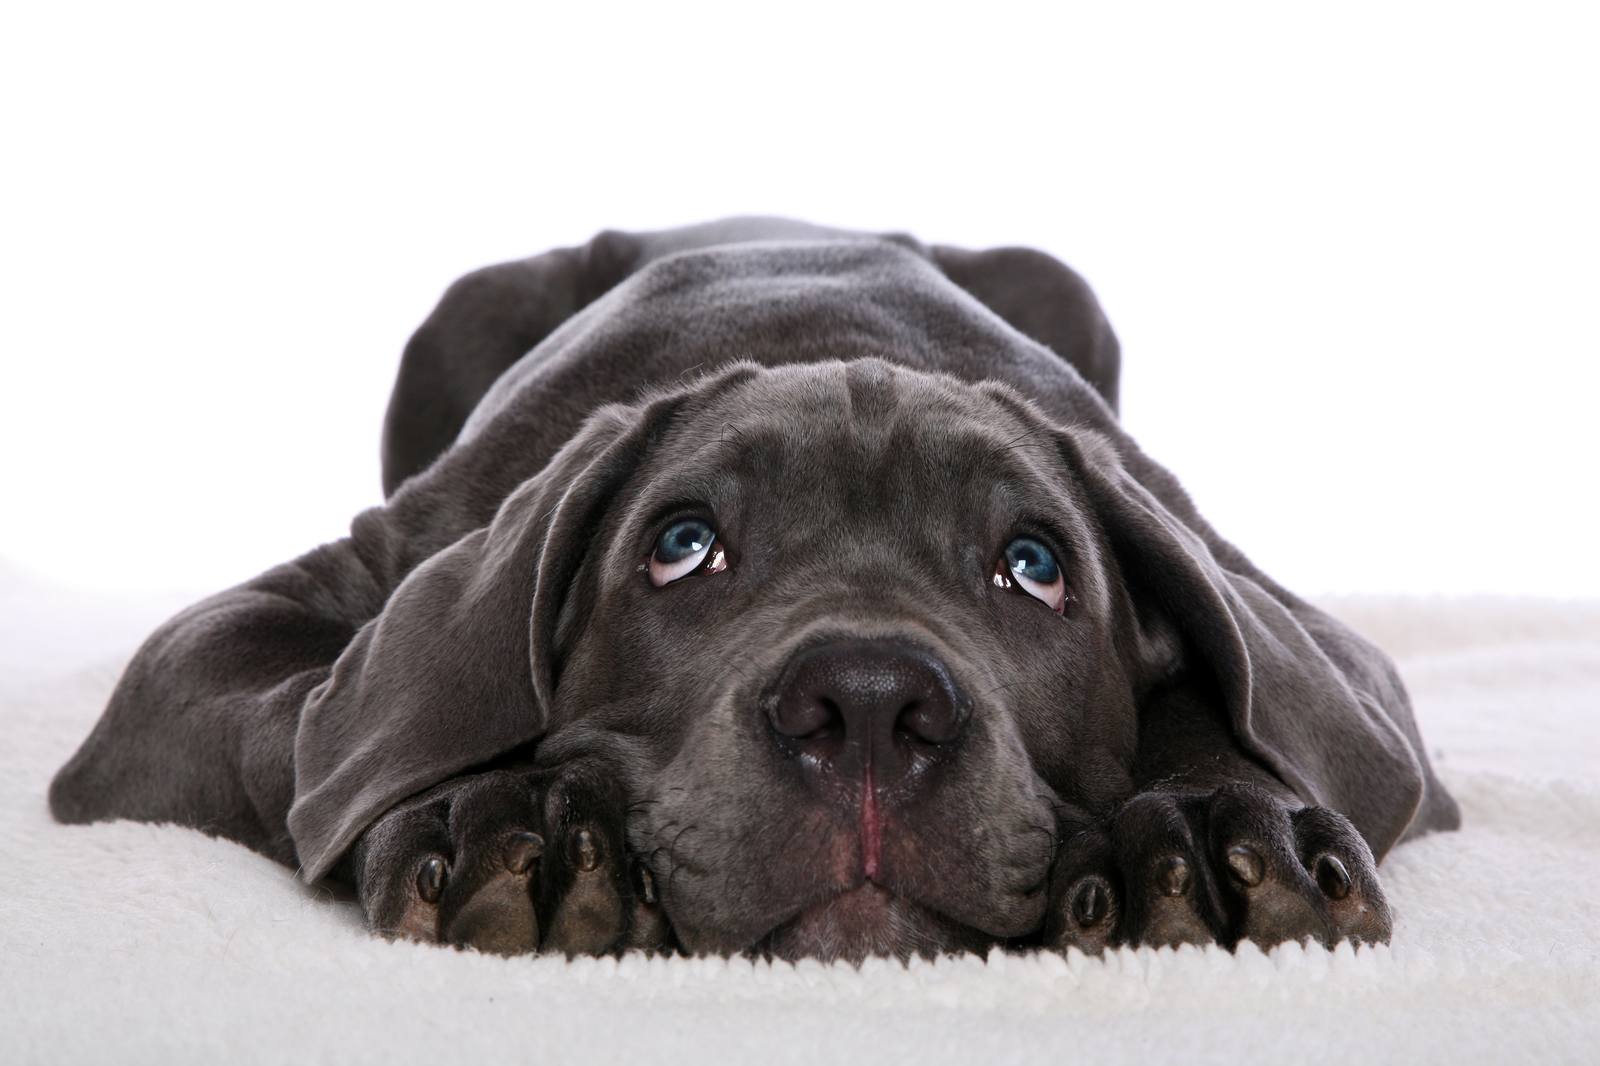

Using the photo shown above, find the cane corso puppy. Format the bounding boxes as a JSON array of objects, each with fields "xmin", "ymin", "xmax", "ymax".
[{"xmin": 51, "ymin": 217, "xmax": 1459, "ymax": 962}]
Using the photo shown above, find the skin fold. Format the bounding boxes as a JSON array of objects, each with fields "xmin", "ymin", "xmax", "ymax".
[{"xmin": 51, "ymin": 218, "xmax": 1459, "ymax": 961}]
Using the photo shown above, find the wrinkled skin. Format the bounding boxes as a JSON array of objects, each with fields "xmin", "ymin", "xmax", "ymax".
[
  {"xmin": 52, "ymin": 221, "xmax": 1451, "ymax": 964},
  {"xmin": 346, "ymin": 366, "xmax": 1390, "ymax": 961}
]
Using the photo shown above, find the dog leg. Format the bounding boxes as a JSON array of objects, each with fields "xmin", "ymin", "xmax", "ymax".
[
  {"xmin": 1042, "ymin": 680, "xmax": 1391, "ymax": 953},
  {"xmin": 346, "ymin": 762, "xmax": 669, "ymax": 957}
]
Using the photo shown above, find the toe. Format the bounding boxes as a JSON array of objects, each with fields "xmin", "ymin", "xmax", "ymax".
[
  {"xmin": 1139, "ymin": 854, "xmax": 1213, "ymax": 947},
  {"xmin": 351, "ymin": 796, "xmax": 453, "ymax": 943},
  {"xmin": 542, "ymin": 824, "xmax": 627, "ymax": 955},
  {"xmin": 1043, "ymin": 827, "xmax": 1119, "ymax": 955},
  {"xmin": 1111, "ymin": 793, "xmax": 1222, "ymax": 947},
  {"xmin": 389, "ymin": 856, "xmax": 448, "ymax": 942},
  {"xmin": 444, "ymin": 867, "xmax": 540, "ymax": 954},
  {"xmin": 1293, "ymin": 806, "xmax": 1392, "ymax": 945},
  {"xmin": 1207, "ymin": 785, "xmax": 1331, "ymax": 949},
  {"xmin": 439, "ymin": 830, "xmax": 543, "ymax": 955}
]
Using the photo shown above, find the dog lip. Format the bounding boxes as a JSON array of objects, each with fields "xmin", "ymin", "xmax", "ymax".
[{"xmin": 755, "ymin": 880, "xmax": 958, "ymax": 962}]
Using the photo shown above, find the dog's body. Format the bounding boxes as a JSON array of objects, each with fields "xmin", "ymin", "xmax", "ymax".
[{"xmin": 52, "ymin": 218, "xmax": 1458, "ymax": 961}]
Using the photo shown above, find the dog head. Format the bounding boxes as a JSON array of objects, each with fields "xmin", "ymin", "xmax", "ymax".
[
  {"xmin": 291, "ymin": 349, "xmax": 1430, "ymax": 960},
  {"xmin": 537, "ymin": 359, "xmax": 1153, "ymax": 958}
]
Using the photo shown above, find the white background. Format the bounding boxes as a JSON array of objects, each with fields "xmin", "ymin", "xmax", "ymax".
[{"xmin": 2, "ymin": 1, "xmax": 1595, "ymax": 597}]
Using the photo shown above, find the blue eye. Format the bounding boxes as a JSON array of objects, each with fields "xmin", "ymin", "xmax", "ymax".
[
  {"xmin": 656, "ymin": 519, "xmax": 714, "ymax": 563},
  {"xmin": 649, "ymin": 517, "xmax": 729, "ymax": 587},
  {"xmin": 1005, "ymin": 537, "xmax": 1059, "ymax": 584},
  {"xmin": 995, "ymin": 536, "xmax": 1067, "ymax": 614}
]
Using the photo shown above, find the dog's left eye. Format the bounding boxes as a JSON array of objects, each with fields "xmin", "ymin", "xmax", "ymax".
[
  {"xmin": 992, "ymin": 536, "xmax": 1067, "ymax": 614},
  {"xmin": 649, "ymin": 518, "xmax": 728, "ymax": 586}
]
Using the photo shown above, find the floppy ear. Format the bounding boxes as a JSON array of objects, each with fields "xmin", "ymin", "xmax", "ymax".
[
  {"xmin": 930, "ymin": 243, "xmax": 1121, "ymax": 413},
  {"xmin": 290, "ymin": 391, "xmax": 683, "ymax": 882},
  {"xmin": 1060, "ymin": 429, "xmax": 1456, "ymax": 860},
  {"xmin": 381, "ymin": 230, "xmax": 642, "ymax": 494}
]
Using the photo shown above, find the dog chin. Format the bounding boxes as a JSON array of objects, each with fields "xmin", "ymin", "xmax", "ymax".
[{"xmin": 758, "ymin": 883, "xmax": 978, "ymax": 963}]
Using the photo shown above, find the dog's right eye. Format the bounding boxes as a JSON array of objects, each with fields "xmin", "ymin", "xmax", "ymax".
[
  {"xmin": 649, "ymin": 519, "xmax": 727, "ymax": 586},
  {"xmin": 992, "ymin": 536, "xmax": 1067, "ymax": 614}
]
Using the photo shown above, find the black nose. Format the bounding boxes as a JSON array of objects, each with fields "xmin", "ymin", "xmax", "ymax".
[{"xmin": 768, "ymin": 641, "xmax": 968, "ymax": 787}]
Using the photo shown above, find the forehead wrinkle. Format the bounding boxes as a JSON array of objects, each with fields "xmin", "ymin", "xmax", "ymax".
[
  {"xmin": 644, "ymin": 368, "xmax": 1089, "ymax": 528},
  {"xmin": 622, "ymin": 364, "xmax": 1102, "ymax": 578}
]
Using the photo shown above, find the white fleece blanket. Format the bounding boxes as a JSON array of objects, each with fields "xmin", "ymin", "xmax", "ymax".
[{"xmin": 3, "ymin": 579, "xmax": 1597, "ymax": 1064}]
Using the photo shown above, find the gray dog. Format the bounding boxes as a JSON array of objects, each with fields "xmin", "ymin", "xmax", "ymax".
[{"xmin": 51, "ymin": 217, "xmax": 1459, "ymax": 961}]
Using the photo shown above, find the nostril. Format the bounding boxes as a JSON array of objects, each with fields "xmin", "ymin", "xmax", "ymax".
[
  {"xmin": 771, "ymin": 694, "xmax": 843, "ymax": 742},
  {"xmin": 896, "ymin": 698, "xmax": 963, "ymax": 746},
  {"xmin": 768, "ymin": 641, "xmax": 969, "ymax": 768},
  {"xmin": 804, "ymin": 699, "xmax": 843, "ymax": 741},
  {"xmin": 796, "ymin": 700, "xmax": 842, "ymax": 742}
]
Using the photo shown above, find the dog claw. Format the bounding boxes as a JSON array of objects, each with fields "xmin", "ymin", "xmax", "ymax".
[
  {"xmin": 1137, "ymin": 853, "xmax": 1215, "ymax": 946},
  {"xmin": 568, "ymin": 827, "xmax": 603, "ymax": 873},
  {"xmin": 633, "ymin": 862, "xmax": 658, "ymax": 904},
  {"xmin": 1158, "ymin": 856, "xmax": 1191, "ymax": 896},
  {"xmin": 1314, "ymin": 854, "xmax": 1351, "ymax": 900},
  {"xmin": 1072, "ymin": 878, "xmax": 1110, "ymax": 927},
  {"xmin": 417, "ymin": 857, "xmax": 447, "ymax": 904},
  {"xmin": 620, "ymin": 861, "xmax": 670, "ymax": 951},
  {"xmin": 1226, "ymin": 845, "xmax": 1264, "ymax": 888},
  {"xmin": 1045, "ymin": 873, "xmax": 1116, "ymax": 954},
  {"xmin": 505, "ymin": 832, "xmax": 544, "ymax": 874}
]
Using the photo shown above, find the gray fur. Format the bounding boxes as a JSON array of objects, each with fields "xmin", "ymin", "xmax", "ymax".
[{"xmin": 51, "ymin": 218, "xmax": 1457, "ymax": 959}]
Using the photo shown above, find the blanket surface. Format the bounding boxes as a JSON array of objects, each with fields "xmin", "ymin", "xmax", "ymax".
[{"xmin": 3, "ymin": 573, "xmax": 1597, "ymax": 1064}]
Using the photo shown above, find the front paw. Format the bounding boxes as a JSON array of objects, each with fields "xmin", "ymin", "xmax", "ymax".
[
  {"xmin": 1043, "ymin": 783, "xmax": 1390, "ymax": 953},
  {"xmin": 347, "ymin": 763, "xmax": 668, "ymax": 956}
]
